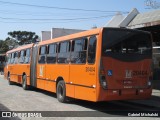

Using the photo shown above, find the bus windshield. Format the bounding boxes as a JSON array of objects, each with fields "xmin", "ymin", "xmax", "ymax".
[{"xmin": 102, "ymin": 28, "xmax": 152, "ymax": 61}]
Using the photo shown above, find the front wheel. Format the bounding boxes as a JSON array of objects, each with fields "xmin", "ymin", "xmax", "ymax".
[
  {"xmin": 56, "ymin": 80, "xmax": 67, "ymax": 103},
  {"xmin": 22, "ymin": 75, "xmax": 28, "ymax": 90}
]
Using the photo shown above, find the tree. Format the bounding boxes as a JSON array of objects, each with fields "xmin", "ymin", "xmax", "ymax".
[
  {"xmin": 7, "ymin": 31, "xmax": 39, "ymax": 45},
  {"xmin": 1, "ymin": 41, "xmax": 9, "ymax": 53},
  {"xmin": 0, "ymin": 40, "xmax": 9, "ymax": 53},
  {"xmin": 5, "ymin": 37, "xmax": 18, "ymax": 50}
]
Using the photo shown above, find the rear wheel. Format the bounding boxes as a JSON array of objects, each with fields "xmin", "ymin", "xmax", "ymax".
[
  {"xmin": 56, "ymin": 80, "xmax": 67, "ymax": 103},
  {"xmin": 22, "ymin": 75, "xmax": 28, "ymax": 90},
  {"xmin": 8, "ymin": 74, "xmax": 14, "ymax": 85}
]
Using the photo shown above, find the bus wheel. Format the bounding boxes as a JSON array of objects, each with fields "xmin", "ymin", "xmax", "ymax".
[
  {"xmin": 8, "ymin": 74, "xmax": 13, "ymax": 85},
  {"xmin": 56, "ymin": 80, "xmax": 67, "ymax": 103},
  {"xmin": 22, "ymin": 75, "xmax": 28, "ymax": 90}
]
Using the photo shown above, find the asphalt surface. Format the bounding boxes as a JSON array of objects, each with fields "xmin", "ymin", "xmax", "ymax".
[{"xmin": 0, "ymin": 75, "xmax": 160, "ymax": 120}]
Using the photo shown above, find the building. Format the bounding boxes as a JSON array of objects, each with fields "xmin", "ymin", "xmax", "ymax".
[
  {"xmin": 41, "ymin": 28, "xmax": 85, "ymax": 41},
  {"xmin": 41, "ymin": 31, "xmax": 51, "ymax": 41},
  {"xmin": 105, "ymin": 8, "xmax": 160, "ymax": 86},
  {"xmin": 105, "ymin": 9, "xmax": 160, "ymax": 44}
]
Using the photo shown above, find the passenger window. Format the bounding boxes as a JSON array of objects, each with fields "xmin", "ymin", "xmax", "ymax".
[
  {"xmin": 39, "ymin": 46, "xmax": 46, "ymax": 64},
  {"xmin": 71, "ymin": 38, "xmax": 87, "ymax": 64},
  {"xmin": 19, "ymin": 50, "xmax": 25, "ymax": 63},
  {"xmin": 88, "ymin": 36, "xmax": 97, "ymax": 64},
  {"xmin": 14, "ymin": 52, "xmax": 19, "ymax": 64},
  {"xmin": 11, "ymin": 52, "xmax": 16, "ymax": 64},
  {"xmin": 57, "ymin": 41, "xmax": 70, "ymax": 64},
  {"xmin": 11, "ymin": 53, "xmax": 14, "ymax": 64},
  {"xmin": 7, "ymin": 54, "xmax": 11, "ymax": 64},
  {"xmin": 25, "ymin": 49, "xmax": 30, "ymax": 63},
  {"xmin": 47, "ymin": 44, "xmax": 57, "ymax": 63}
]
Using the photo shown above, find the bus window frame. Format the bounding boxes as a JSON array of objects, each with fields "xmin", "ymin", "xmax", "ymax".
[
  {"xmin": 46, "ymin": 43, "xmax": 57, "ymax": 64},
  {"xmin": 7, "ymin": 53, "xmax": 11, "ymax": 64},
  {"xmin": 19, "ymin": 50, "xmax": 25, "ymax": 64},
  {"xmin": 57, "ymin": 41, "xmax": 71, "ymax": 64},
  {"xmin": 87, "ymin": 35, "xmax": 97, "ymax": 65},
  {"xmin": 38, "ymin": 45, "xmax": 47, "ymax": 64},
  {"xmin": 70, "ymin": 37, "xmax": 88, "ymax": 65},
  {"xmin": 24, "ymin": 48, "xmax": 31, "ymax": 64},
  {"xmin": 13, "ymin": 51, "xmax": 19, "ymax": 64},
  {"xmin": 11, "ymin": 52, "xmax": 15, "ymax": 64}
]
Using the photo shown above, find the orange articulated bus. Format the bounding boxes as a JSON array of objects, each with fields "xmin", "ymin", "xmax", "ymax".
[{"xmin": 5, "ymin": 27, "xmax": 153, "ymax": 102}]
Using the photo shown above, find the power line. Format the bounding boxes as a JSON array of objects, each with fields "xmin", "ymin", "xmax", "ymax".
[
  {"xmin": 0, "ymin": 9, "xmax": 122, "ymax": 17},
  {"xmin": 0, "ymin": 0, "xmax": 129, "ymax": 13},
  {"xmin": 0, "ymin": 15, "xmax": 115, "ymax": 21},
  {"xmin": 0, "ymin": 15, "xmax": 114, "ymax": 24},
  {"xmin": 0, "ymin": 10, "xmax": 72, "ymax": 17},
  {"xmin": 0, "ymin": 19, "xmax": 107, "ymax": 23}
]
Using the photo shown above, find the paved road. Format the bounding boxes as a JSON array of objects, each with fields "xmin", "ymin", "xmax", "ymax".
[{"xmin": 0, "ymin": 75, "xmax": 160, "ymax": 120}]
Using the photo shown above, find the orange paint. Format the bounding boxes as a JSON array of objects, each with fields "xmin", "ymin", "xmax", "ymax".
[{"xmin": 4, "ymin": 28, "xmax": 152, "ymax": 102}]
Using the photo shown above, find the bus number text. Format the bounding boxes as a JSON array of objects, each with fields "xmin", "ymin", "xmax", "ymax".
[{"xmin": 86, "ymin": 67, "xmax": 95, "ymax": 72}]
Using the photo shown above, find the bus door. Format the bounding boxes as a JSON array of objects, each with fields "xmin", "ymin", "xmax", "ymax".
[
  {"xmin": 56, "ymin": 41, "xmax": 72, "ymax": 97},
  {"xmin": 70, "ymin": 37, "xmax": 97, "ymax": 101},
  {"xmin": 30, "ymin": 44, "xmax": 38, "ymax": 87},
  {"xmin": 45, "ymin": 44, "xmax": 57, "ymax": 92},
  {"xmin": 36, "ymin": 45, "xmax": 47, "ymax": 89}
]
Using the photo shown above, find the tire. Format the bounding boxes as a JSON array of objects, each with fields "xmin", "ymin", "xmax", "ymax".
[
  {"xmin": 22, "ymin": 75, "xmax": 28, "ymax": 90},
  {"xmin": 56, "ymin": 80, "xmax": 67, "ymax": 103},
  {"xmin": 8, "ymin": 74, "xmax": 13, "ymax": 85}
]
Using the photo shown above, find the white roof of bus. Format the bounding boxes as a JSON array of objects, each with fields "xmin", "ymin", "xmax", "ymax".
[{"xmin": 6, "ymin": 43, "xmax": 33, "ymax": 54}]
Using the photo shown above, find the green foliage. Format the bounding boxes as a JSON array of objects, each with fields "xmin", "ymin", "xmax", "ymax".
[
  {"xmin": 0, "ymin": 31, "xmax": 39, "ymax": 53},
  {"xmin": 5, "ymin": 37, "xmax": 18, "ymax": 50},
  {"xmin": 7, "ymin": 31, "xmax": 39, "ymax": 45},
  {"xmin": 0, "ymin": 40, "xmax": 9, "ymax": 54}
]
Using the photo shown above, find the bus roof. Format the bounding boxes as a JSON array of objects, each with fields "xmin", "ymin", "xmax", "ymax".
[
  {"xmin": 6, "ymin": 43, "xmax": 33, "ymax": 54},
  {"xmin": 6, "ymin": 27, "xmax": 149, "ymax": 54},
  {"xmin": 5, "ymin": 28, "xmax": 102, "ymax": 54},
  {"xmin": 39, "ymin": 28, "xmax": 102, "ymax": 46}
]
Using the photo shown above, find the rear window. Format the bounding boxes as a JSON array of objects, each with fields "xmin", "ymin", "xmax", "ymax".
[
  {"xmin": 102, "ymin": 28, "xmax": 152, "ymax": 61},
  {"xmin": 102, "ymin": 29, "xmax": 152, "ymax": 55}
]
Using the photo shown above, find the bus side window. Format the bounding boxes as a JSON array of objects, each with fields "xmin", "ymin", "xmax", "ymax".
[
  {"xmin": 47, "ymin": 44, "xmax": 57, "ymax": 64},
  {"xmin": 25, "ymin": 49, "xmax": 30, "ymax": 63},
  {"xmin": 71, "ymin": 38, "xmax": 87, "ymax": 64},
  {"xmin": 14, "ymin": 52, "xmax": 19, "ymax": 64},
  {"xmin": 10, "ymin": 53, "xmax": 12, "ymax": 64},
  {"xmin": 11, "ymin": 52, "xmax": 15, "ymax": 64},
  {"xmin": 7, "ymin": 54, "xmax": 11, "ymax": 64},
  {"xmin": 38, "ymin": 46, "xmax": 46, "ymax": 64},
  {"xmin": 88, "ymin": 36, "xmax": 97, "ymax": 64},
  {"xmin": 19, "ymin": 50, "xmax": 25, "ymax": 64},
  {"xmin": 57, "ymin": 41, "xmax": 70, "ymax": 64}
]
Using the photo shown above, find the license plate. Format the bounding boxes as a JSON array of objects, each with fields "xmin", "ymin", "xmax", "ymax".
[{"xmin": 123, "ymin": 80, "xmax": 132, "ymax": 84}]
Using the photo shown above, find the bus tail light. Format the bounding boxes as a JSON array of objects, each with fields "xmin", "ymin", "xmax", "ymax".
[
  {"xmin": 148, "ymin": 76, "xmax": 152, "ymax": 87},
  {"xmin": 148, "ymin": 63, "xmax": 153, "ymax": 87},
  {"xmin": 100, "ymin": 69, "xmax": 107, "ymax": 89},
  {"xmin": 147, "ymin": 66, "xmax": 153, "ymax": 88}
]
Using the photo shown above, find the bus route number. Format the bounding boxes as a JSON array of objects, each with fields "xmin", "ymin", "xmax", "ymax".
[{"xmin": 86, "ymin": 67, "xmax": 95, "ymax": 72}]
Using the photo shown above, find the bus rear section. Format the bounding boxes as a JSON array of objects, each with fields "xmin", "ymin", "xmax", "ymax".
[{"xmin": 97, "ymin": 28, "xmax": 152, "ymax": 101}]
